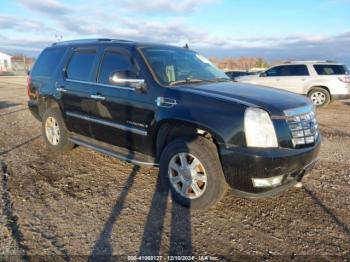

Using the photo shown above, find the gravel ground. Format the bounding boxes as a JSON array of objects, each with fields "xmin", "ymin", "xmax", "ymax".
[{"xmin": 0, "ymin": 76, "xmax": 349, "ymax": 261}]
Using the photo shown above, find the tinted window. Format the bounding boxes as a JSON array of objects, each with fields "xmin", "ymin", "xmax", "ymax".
[
  {"xmin": 66, "ymin": 51, "xmax": 96, "ymax": 81},
  {"xmin": 232, "ymin": 71, "xmax": 250, "ymax": 77},
  {"xmin": 313, "ymin": 64, "xmax": 349, "ymax": 75},
  {"xmin": 265, "ymin": 65, "xmax": 309, "ymax": 77},
  {"xmin": 265, "ymin": 66, "xmax": 284, "ymax": 77},
  {"xmin": 287, "ymin": 65, "xmax": 309, "ymax": 76},
  {"xmin": 98, "ymin": 52, "xmax": 134, "ymax": 84},
  {"xmin": 31, "ymin": 48, "xmax": 65, "ymax": 77},
  {"xmin": 225, "ymin": 72, "xmax": 233, "ymax": 78}
]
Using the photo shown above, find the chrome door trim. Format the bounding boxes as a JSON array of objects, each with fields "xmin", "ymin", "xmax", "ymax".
[
  {"xmin": 65, "ymin": 78, "xmax": 135, "ymax": 91},
  {"xmin": 90, "ymin": 94, "xmax": 106, "ymax": 100},
  {"xmin": 56, "ymin": 87, "xmax": 68, "ymax": 92},
  {"xmin": 66, "ymin": 111, "xmax": 147, "ymax": 136}
]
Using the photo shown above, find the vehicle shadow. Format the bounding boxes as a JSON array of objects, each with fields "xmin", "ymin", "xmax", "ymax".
[
  {"xmin": 0, "ymin": 107, "xmax": 28, "ymax": 117},
  {"xmin": 0, "ymin": 134, "xmax": 41, "ymax": 156},
  {"xmin": 138, "ymin": 176, "xmax": 192, "ymax": 256},
  {"xmin": 89, "ymin": 165, "xmax": 140, "ymax": 260},
  {"xmin": 0, "ymin": 101, "xmax": 21, "ymax": 110},
  {"xmin": 89, "ymin": 169, "xmax": 192, "ymax": 260},
  {"xmin": 89, "ymin": 137, "xmax": 193, "ymax": 259},
  {"xmin": 303, "ymin": 186, "xmax": 350, "ymax": 239}
]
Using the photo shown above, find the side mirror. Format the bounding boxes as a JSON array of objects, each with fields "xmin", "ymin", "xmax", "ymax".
[
  {"xmin": 109, "ymin": 70, "xmax": 147, "ymax": 92},
  {"xmin": 260, "ymin": 72, "xmax": 267, "ymax": 77}
]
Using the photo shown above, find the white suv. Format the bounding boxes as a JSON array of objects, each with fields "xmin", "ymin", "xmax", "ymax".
[{"xmin": 236, "ymin": 61, "xmax": 350, "ymax": 107}]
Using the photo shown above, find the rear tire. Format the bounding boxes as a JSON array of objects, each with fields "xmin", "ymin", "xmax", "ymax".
[
  {"xmin": 42, "ymin": 108, "xmax": 74, "ymax": 151},
  {"xmin": 308, "ymin": 88, "xmax": 330, "ymax": 107},
  {"xmin": 159, "ymin": 136, "xmax": 227, "ymax": 210}
]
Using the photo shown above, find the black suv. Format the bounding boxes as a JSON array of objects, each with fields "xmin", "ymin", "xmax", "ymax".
[{"xmin": 28, "ymin": 39, "xmax": 320, "ymax": 209}]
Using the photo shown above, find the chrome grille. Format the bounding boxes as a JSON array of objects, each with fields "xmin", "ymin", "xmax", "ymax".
[{"xmin": 287, "ymin": 111, "xmax": 319, "ymax": 147}]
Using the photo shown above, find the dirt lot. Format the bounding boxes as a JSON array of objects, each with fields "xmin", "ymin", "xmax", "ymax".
[{"xmin": 0, "ymin": 76, "xmax": 349, "ymax": 261}]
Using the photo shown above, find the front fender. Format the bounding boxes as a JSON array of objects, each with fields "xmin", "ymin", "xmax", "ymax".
[{"xmin": 151, "ymin": 90, "xmax": 247, "ymax": 147}]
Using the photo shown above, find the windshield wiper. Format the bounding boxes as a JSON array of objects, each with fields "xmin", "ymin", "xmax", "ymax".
[
  {"xmin": 169, "ymin": 77, "xmax": 231, "ymax": 86},
  {"xmin": 169, "ymin": 78, "xmax": 207, "ymax": 86},
  {"xmin": 209, "ymin": 77, "xmax": 231, "ymax": 82}
]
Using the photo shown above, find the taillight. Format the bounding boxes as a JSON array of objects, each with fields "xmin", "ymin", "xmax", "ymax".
[
  {"xmin": 26, "ymin": 76, "xmax": 31, "ymax": 97},
  {"xmin": 338, "ymin": 76, "xmax": 350, "ymax": 83}
]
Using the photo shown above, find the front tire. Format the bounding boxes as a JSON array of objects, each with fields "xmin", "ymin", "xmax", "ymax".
[
  {"xmin": 42, "ymin": 108, "xmax": 74, "ymax": 151},
  {"xmin": 308, "ymin": 88, "xmax": 330, "ymax": 107},
  {"xmin": 159, "ymin": 136, "xmax": 227, "ymax": 209}
]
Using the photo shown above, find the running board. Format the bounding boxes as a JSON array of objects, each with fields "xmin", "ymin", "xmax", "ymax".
[{"xmin": 69, "ymin": 137, "xmax": 158, "ymax": 167}]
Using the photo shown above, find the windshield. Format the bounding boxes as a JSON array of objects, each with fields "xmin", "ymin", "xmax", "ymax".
[{"xmin": 141, "ymin": 47, "xmax": 230, "ymax": 86}]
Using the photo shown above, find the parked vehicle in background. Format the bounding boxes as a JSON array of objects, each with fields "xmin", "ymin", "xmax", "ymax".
[
  {"xmin": 225, "ymin": 70, "xmax": 255, "ymax": 81},
  {"xmin": 28, "ymin": 39, "xmax": 320, "ymax": 209},
  {"xmin": 236, "ymin": 61, "xmax": 350, "ymax": 107}
]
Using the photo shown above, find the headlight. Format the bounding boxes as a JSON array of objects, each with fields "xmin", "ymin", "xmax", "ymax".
[{"xmin": 244, "ymin": 107, "xmax": 278, "ymax": 148}]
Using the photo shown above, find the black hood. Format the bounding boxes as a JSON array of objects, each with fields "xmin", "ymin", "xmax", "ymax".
[{"xmin": 177, "ymin": 81, "xmax": 312, "ymax": 115}]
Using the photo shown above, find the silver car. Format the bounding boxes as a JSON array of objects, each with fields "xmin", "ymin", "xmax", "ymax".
[{"xmin": 237, "ymin": 61, "xmax": 350, "ymax": 107}]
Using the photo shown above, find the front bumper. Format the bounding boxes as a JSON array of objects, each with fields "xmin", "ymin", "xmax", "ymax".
[{"xmin": 220, "ymin": 136, "xmax": 320, "ymax": 198}]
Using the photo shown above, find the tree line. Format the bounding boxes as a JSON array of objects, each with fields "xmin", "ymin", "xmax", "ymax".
[{"xmin": 208, "ymin": 56, "xmax": 283, "ymax": 71}]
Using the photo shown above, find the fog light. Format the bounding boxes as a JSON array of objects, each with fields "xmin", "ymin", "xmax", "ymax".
[{"xmin": 252, "ymin": 175, "xmax": 284, "ymax": 188}]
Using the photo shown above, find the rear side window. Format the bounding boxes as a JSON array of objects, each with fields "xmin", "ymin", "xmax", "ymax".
[
  {"xmin": 232, "ymin": 71, "xmax": 250, "ymax": 77},
  {"xmin": 98, "ymin": 52, "xmax": 134, "ymax": 84},
  {"xmin": 265, "ymin": 65, "xmax": 309, "ymax": 77},
  {"xmin": 31, "ymin": 48, "xmax": 65, "ymax": 77},
  {"xmin": 66, "ymin": 51, "xmax": 96, "ymax": 81},
  {"xmin": 287, "ymin": 65, "xmax": 309, "ymax": 76},
  {"xmin": 313, "ymin": 64, "xmax": 349, "ymax": 75}
]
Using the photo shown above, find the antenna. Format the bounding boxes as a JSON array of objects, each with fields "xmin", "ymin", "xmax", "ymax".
[{"xmin": 55, "ymin": 34, "xmax": 63, "ymax": 42}]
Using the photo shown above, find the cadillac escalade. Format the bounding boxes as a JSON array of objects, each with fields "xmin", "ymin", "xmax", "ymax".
[{"xmin": 27, "ymin": 39, "xmax": 320, "ymax": 209}]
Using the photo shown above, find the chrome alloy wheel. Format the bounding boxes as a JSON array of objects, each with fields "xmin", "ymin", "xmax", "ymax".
[
  {"xmin": 45, "ymin": 116, "xmax": 60, "ymax": 145},
  {"xmin": 168, "ymin": 153, "xmax": 207, "ymax": 199},
  {"xmin": 310, "ymin": 91, "xmax": 326, "ymax": 105}
]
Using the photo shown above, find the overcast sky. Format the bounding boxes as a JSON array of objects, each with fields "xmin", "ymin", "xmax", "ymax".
[{"xmin": 0, "ymin": 0, "xmax": 349, "ymax": 64}]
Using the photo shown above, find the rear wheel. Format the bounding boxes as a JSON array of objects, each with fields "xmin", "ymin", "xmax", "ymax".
[
  {"xmin": 42, "ymin": 108, "xmax": 74, "ymax": 151},
  {"xmin": 159, "ymin": 136, "xmax": 227, "ymax": 209},
  {"xmin": 308, "ymin": 88, "xmax": 330, "ymax": 107}
]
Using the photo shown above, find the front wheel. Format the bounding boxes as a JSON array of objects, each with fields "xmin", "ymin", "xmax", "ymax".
[
  {"xmin": 159, "ymin": 137, "xmax": 227, "ymax": 209},
  {"xmin": 308, "ymin": 88, "xmax": 330, "ymax": 107}
]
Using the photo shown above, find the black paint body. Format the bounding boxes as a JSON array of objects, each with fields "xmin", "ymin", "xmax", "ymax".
[{"xmin": 28, "ymin": 39, "xmax": 320, "ymax": 197}]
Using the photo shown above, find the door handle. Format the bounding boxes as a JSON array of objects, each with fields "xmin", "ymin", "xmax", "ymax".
[
  {"xmin": 56, "ymin": 87, "xmax": 68, "ymax": 92},
  {"xmin": 90, "ymin": 94, "xmax": 106, "ymax": 100}
]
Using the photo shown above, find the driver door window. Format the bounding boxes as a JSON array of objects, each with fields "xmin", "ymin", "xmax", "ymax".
[
  {"xmin": 98, "ymin": 52, "xmax": 137, "ymax": 85},
  {"xmin": 256, "ymin": 66, "xmax": 284, "ymax": 88},
  {"xmin": 265, "ymin": 66, "xmax": 284, "ymax": 77}
]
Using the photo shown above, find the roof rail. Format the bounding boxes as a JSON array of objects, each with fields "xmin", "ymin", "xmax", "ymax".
[
  {"xmin": 52, "ymin": 38, "xmax": 115, "ymax": 46},
  {"xmin": 283, "ymin": 60, "xmax": 339, "ymax": 64}
]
